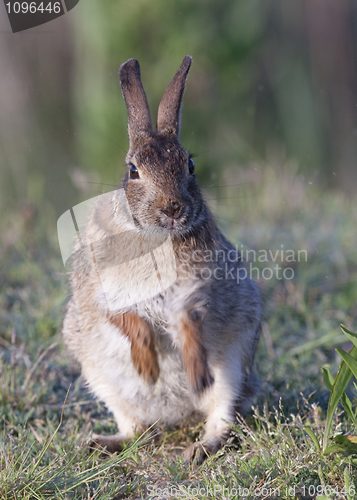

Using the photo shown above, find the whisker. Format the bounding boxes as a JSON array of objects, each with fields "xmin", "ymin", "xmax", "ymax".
[
  {"xmin": 73, "ymin": 181, "xmax": 120, "ymax": 188},
  {"xmin": 202, "ymin": 181, "xmax": 257, "ymax": 189},
  {"xmin": 213, "ymin": 215, "xmax": 240, "ymax": 225},
  {"xmin": 208, "ymin": 204, "xmax": 243, "ymax": 208},
  {"xmin": 205, "ymin": 195, "xmax": 255, "ymax": 201}
]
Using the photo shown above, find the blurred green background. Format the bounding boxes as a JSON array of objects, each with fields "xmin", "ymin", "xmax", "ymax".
[{"xmin": 1, "ymin": 0, "xmax": 357, "ymax": 219}]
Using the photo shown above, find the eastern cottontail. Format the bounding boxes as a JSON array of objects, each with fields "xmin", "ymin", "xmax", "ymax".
[{"xmin": 62, "ymin": 56, "xmax": 261, "ymax": 464}]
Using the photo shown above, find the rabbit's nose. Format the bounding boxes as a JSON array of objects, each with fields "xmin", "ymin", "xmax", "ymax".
[{"xmin": 161, "ymin": 201, "xmax": 184, "ymax": 219}]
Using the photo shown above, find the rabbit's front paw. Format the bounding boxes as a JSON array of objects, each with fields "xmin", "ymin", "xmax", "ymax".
[
  {"xmin": 181, "ymin": 316, "xmax": 214, "ymax": 393},
  {"xmin": 131, "ymin": 327, "xmax": 160, "ymax": 384},
  {"xmin": 186, "ymin": 353, "xmax": 214, "ymax": 393},
  {"xmin": 108, "ymin": 312, "xmax": 160, "ymax": 384}
]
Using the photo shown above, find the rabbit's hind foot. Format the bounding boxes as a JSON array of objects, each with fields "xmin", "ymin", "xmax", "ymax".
[
  {"xmin": 183, "ymin": 440, "xmax": 220, "ymax": 466},
  {"xmin": 89, "ymin": 425, "xmax": 158, "ymax": 456},
  {"xmin": 89, "ymin": 432, "xmax": 130, "ymax": 455}
]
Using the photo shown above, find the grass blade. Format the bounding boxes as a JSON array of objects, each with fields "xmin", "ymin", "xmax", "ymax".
[
  {"xmin": 322, "ymin": 366, "xmax": 334, "ymax": 391},
  {"xmin": 304, "ymin": 427, "xmax": 321, "ymax": 452},
  {"xmin": 322, "ymin": 363, "xmax": 356, "ymax": 427},
  {"xmin": 340, "ymin": 324, "xmax": 357, "ymax": 342},
  {"xmin": 289, "ymin": 329, "xmax": 347, "ymax": 356},
  {"xmin": 340, "ymin": 393, "xmax": 357, "ymax": 427},
  {"xmin": 323, "ymin": 346, "xmax": 356, "ymax": 451},
  {"xmin": 336, "ymin": 348, "xmax": 357, "ymax": 380}
]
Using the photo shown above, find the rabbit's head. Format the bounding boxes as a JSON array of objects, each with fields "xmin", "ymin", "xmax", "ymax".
[{"xmin": 118, "ymin": 56, "xmax": 207, "ymax": 238}]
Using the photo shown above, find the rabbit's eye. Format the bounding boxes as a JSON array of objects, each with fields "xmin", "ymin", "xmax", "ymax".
[
  {"xmin": 129, "ymin": 164, "xmax": 139, "ymax": 179},
  {"xmin": 188, "ymin": 158, "xmax": 195, "ymax": 175}
]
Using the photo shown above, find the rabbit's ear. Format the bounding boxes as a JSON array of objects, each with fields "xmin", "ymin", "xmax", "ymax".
[
  {"xmin": 156, "ymin": 55, "xmax": 192, "ymax": 139},
  {"xmin": 119, "ymin": 59, "xmax": 153, "ymax": 150}
]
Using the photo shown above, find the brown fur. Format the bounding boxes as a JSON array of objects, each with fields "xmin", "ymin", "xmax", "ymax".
[
  {"xmin": 157, "ymin": 55, "xmax": 192, "ymax": 138},
  {"xmin": 108, "ymin": 312, "xmax": 159, "ymax": 384},
  {"xmin": 180, "ymin": 315, "xmax": 213, "ymax": 393},
  {"xmin": 119, "ymin": 59, "xmax": 152, "ymax": 152}
]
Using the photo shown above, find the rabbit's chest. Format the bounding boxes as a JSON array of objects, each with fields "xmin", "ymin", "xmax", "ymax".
[
  {"xmin": 135, "ymin": 275, "xmax": 204, "ymax": 334},
  {"xmin": 94, "ymin": 257, "xmax": 207, "ymax": 343}
]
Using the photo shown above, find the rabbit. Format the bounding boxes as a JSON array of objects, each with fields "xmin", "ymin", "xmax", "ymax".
[{"xmin": 62, "ymin": 55, "xmax": 261, "ymax": 464}]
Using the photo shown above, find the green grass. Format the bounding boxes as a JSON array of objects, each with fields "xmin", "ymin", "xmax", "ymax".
[{"xmin": 1, "ymin": 164, "xmax": 357, "ymax": 499}]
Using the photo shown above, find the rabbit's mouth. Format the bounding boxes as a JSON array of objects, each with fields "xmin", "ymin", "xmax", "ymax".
[
  {"xmin": 159, "ymin": 207, "xmax": 196, "ymax": 235},
  {"xmin": 161, "ymin": 216, "xmax": 186, "ymax": 234},
  {"xmin": 158, "ymin": 205, "xmax": 191, "ymax": 234},
  {"xmin": 167, "ymin": 218, "xmax": 176, "ymax": 232}
]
